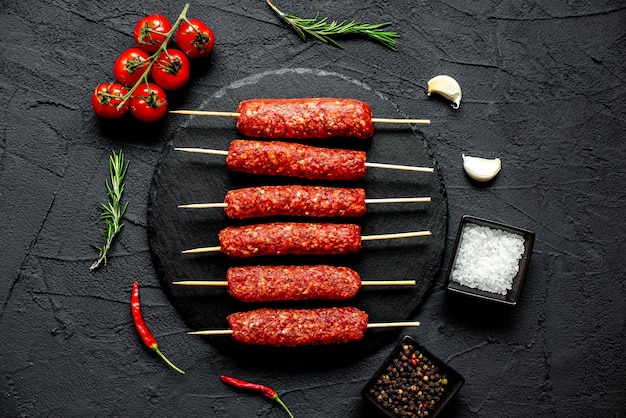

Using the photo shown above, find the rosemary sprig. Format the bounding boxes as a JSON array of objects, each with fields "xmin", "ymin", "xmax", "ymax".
[
  {"xmin": 266, "ymin": 0, "xmax": 399, "ymax": 51},
  {"xmin": 90, "ymin": 150, "xmax": 129, "ymax": 271}
]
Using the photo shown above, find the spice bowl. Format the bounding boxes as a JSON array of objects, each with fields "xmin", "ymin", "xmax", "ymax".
[
  {"xmin": 362, "ymin": 335, "xmax": 465, "ymax": 417},
  {"xmin": 444, "ymin": 215, "xmax": 535, "ymax": 305}
]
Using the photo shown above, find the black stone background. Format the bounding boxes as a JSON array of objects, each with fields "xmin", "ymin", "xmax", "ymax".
[{"xmin": 1, "ymin": 1, "xmax": 624, "ymax": 417}]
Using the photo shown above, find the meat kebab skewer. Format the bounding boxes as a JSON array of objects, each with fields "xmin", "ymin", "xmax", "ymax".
[
  {"xmin": 176, "ymin": 140, "xmax": 433, "ymax": 181},
  {"xmin": 170, "ymin": 97, "xmax": 430, "ymax": 140},
  {"xmin": 188, "ymin": 307, "xmax": 421, "ymax": 347},
  {"xmin": 178, "ymin": 185, "xmax": 431, "ymax": 219},
  {"xmin": 172, "ymin": 265, "xmax": 416, "ymax": 302},
  {"xmin": 181, "ymin": 222, "xmax": 431, "ymax": 257}
]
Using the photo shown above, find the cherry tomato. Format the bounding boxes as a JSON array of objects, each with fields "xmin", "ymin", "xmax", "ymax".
[
  {"xmin": 91, "ymin": 82, "xmax": 129, "ymax": 119},
  {"xmin": 134, "ymin": 14, "xmax": 172, "ymax": 53},
  {"xmin": 176, "ymin": 19, "xmax": 215, "ymax": 59},
  {"xmin": 151, "ymin": 49, "xmax": 191, "ymax": 90},
  {"xmin": 130, "ymin": 83, "xmax": 168, "ymax": 122},
  {"xmin": 114, "ymin": 48, "xmax": 151, "ymax": 87}
]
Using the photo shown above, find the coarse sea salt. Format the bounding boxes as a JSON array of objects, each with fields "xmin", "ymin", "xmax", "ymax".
[{"xmin": 450, "ymin": 223, "xmax": 525, "ymax": 295}]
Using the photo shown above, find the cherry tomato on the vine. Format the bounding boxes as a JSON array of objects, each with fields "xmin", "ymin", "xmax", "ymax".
[
  {"xmin": 134, "ymin": 14, "xmax": 172, "ymax": 53},
  {"xmin": 114, "ymin": 48, "xmax": 151, "ymax": 87},
  {"xmin": 130, "ymin": 83, "xmax": 168, "ymax": 122},
  {"xmin": 151, "ymin": 49, "xmax": 191, "ymax": 90},
  {"xmin": 91, "ymin": 83, "xmax": 129, "ymax": 119},
  {"xmin": 176, "ymin": 19, "xmax": 215, "ymax": 59}
]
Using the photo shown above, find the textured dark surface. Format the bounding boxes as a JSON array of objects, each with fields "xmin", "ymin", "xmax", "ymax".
[{"xmin": 1, "ymin": 1, "xmax": 625, "ymax": 417}]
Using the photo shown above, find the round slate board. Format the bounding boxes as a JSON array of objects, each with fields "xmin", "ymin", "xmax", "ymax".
[{"xmin": 148, "ymin": 68, "xmax": 448, "ymax": 370}]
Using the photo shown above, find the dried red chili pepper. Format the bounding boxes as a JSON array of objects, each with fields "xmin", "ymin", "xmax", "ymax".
[
  {"xmin": 131, "ymin": 281, "xmax": 185, "ymax": 374},
  {"xmin": 220, "ymin": 375, "xmax": 294, "ymax": 417}
]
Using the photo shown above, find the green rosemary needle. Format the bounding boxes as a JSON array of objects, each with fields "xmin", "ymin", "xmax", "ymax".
[
  {"xmin": 90, "ymin": 150, "xmax": 129, "ymax": 271},
  {"xmin": 266, "ymin": 0, "xmax": 399, "ymax": 50}
]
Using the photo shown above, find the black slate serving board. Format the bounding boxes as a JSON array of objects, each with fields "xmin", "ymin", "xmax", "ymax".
[{"xmin": 147, "ymin": 68, "xmax": 447, "ymax": 370}]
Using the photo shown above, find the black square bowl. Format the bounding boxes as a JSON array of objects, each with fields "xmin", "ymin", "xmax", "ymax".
[
  {"xmin": 443, "ymin": 215, "xmax": 535, "ymax": 305},
  {"xmin": 362, "ymin": 335, "xmax": 465, "ymax": 417}
]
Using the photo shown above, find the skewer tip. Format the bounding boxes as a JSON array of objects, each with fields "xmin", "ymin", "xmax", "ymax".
[
  {"xmin": 188, "ymin": 329, "xmax": 234, "ymax": 336},
  {"xmin": 172, "ymin": 281, "xmax": 228, "ymax": 286},
  {"xmin": 181, "ymin": 246, "xmax": 221, "ymax": 254},
  {"xmin": 178, "ymin": 202, "xmax": 228, "ymax": 209}
]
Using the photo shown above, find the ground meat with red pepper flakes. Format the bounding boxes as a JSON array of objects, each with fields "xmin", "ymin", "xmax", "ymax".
[
  {"xmin": 226, "ymin": 140, "xmax": 367, "ymax": 181},
  {"xmin": 226, "ymin": 265, "xmax": 361, "ymax": 302},
  {"xmin": 218, "ymin": 222, "xmax": 362, "ymax": 258},
  {"xmin": 227, "ymin": 307, "xmax": 369, "ymax": 346},
  {"xmin": 224, "ymin": 186, "xmax": 367, "ymax": 219},
  {"xmin": 235, "ymin": 98, "xmax": 374, "ymax": 139}
]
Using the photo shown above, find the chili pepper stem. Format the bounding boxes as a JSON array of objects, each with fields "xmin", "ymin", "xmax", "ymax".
[
  {"xmin": 151, "ymin": 343, "xmax": 185, "ymax": 374},
  {"xmin": 272, "ymin": 394, "xmax": 295, "ymax": 418}
]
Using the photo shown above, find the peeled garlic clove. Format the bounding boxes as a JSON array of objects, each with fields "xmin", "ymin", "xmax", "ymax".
[
  {"xmin": 462, "ymin": 154, "xmax": 501, "ymax": 182},
  {"xmin": 427, "ymin": 75, "xmax": 462, "ymax": 109}
]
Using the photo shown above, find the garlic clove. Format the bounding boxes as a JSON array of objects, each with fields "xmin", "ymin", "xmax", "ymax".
[
  {"xmin": 427, "ymin": 75, "xmax": 462, "ymax": 109},
  {"xmin": 462, "ymin": 154, "xmax": 501, "ymax": 182}
]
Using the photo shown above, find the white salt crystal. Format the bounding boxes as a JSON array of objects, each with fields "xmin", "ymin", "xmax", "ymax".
[{"xmin": 450, "ymin": 223, "xmax": 525, "ymax": 295}]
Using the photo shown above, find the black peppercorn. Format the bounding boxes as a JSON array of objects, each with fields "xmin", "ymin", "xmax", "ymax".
[{"xmin": 366, "ymin": 345, "xmax": 451, "ymax": 417}]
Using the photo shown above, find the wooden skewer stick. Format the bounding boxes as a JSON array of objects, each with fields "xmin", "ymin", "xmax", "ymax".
[
  {"xmin": 178, "ymin": 203, "xmax": 228, "ymax": 209},
  {"xmin": 365, "ymin": 197, "xmax": 431, "ymax": 205},
  {"xmin": 188, "ymin": 321, "xmax": 421, "ymax": 336},
  {"xmin": 189, "ymin": 329, "xmax": 234, "ymax": 336},
  {"xmin": 173, "ymin": 281, "xmax": 228, "ymax": 286},
  {"xmin": 181, "ymin": 230, "xmax": 432, "ymax": 254},
  {"xmin": 178, "ymin": 197, "xmax": 431, "ymax": 209},
  {"xmin": 175, "ymin": 147, "xmax": 228, "ymax": 156},
  {"xmin": 371, "ymin": 117, "xmax": 430, "ymax": 125},
  {"xmin": 174, "ymin": 147, "xmax": 434, "ymax": 174},
  {"xmin": 360, "ymin": 230, "xmax": 432, "ymax": 241},
  {"xmin": 361, "ymin": 280, "xmax": 416, "ymax": 286},
  {"xmin": 172, "ymin": 279, "xmax": 416, "ymax": 286},
  {"xmin": 366, "ymin": 321, "xmax": 421, "ymax": 329},
  {"xmin": 170, "ymin": 110, "xmax": 241, "ymax": 117},
  {"xmin": 364, "ymin": 162, "xmax": 433, "ymax": 173},
  {"xmin": 183, "ymin": 246, "xmax": 221, "ymax": 254},
  {"xmin": 169, "ymin": 110, "xmax": 430, "ymax": 125}
]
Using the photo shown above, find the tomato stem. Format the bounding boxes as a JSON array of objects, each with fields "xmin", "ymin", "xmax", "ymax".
[
  {"xmin": 96, "ymin": 89, "xmax": 125, "ymax": 105},
  {"xmin": 117, "ymin": 3, "xmax": 191, "ymax": 110},
  {"xmin": 182, "ymin": 17, "xmax": 201, "ymax": 34}
]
